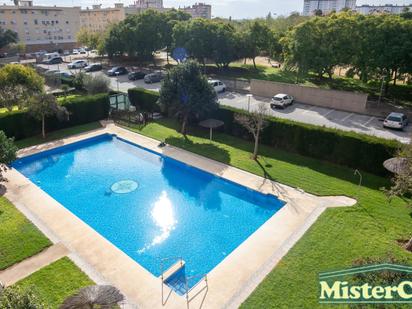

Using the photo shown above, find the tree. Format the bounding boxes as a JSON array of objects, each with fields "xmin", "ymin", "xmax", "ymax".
[
  {"xmin": 27, "ymin": 93, "xmax": 69, "ymax": 139},
  {"xmin": 119, "ymin": 10, "xmax": 164, "ymax": 61},
  {"xmin": 239, "ymin": 21, "xmax": 271, "ymax": 69},
  {"xmin": 159, "ymin": 61, "xmax": 218, "ymax": 134},
  {"xmin": 83, "ymin": 74, "xmax": 110, "ymax": 94},
  {"xmin": 234, "ymin": 103, "xmax": 268, "ymax": 160},
  {"xmin": 211, "ymin": 22, "xmax": 240, "ymax": 69},
  {"xmin": 0, "ymin": 131, "xmax": 17, "ymax": 183},
  {"xmin": 173, "ymin": 19, "xmax": 216, "ymax": 67},
  {"xmin": 160, "ymin": 10, "xmax": 191, "ymax": 64},
  {"xmin": 76, "ymin": 28, "xmax": 102, "ymax": 50},
  {"xmin": 386, "ymin": 139, "xmax": 412, "ymax": 252},
  {"xmin": 0, "ymin": 27, "xmax": 18, "ymax": 50},
  {"xmin": 0, "ymin": 286, "xmax": 45, "ymax": 309},
  {"xmin": 0, "ymin": 64, "xmax": 44, "ymax": 111}
]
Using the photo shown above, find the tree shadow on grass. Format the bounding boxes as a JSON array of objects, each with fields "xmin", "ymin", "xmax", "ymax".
[
  {"xmin": 163, "ymin": 136, "xmax": 231, "ymax": 165},
  {"xmin": 153, "ymin": 119, "xmax": 389, "ymax": 191}
]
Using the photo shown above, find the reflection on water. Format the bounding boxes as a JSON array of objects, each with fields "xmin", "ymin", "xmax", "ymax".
[{"xmin": 138, "ymin": 191, "xmax": 177, "ymax": 254}]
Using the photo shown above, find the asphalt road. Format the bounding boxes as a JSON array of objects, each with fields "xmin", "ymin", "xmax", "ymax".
[
  {"xmin": 40, "ymin": 62, "xmax": 410, "ymax": 143},
  {"xmin": 219, "ymin": 92, "xmax": 411, "ymax": 143}
]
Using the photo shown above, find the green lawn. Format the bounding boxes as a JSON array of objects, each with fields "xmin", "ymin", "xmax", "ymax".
[
  {"xmin": 122, "ymin": 118, "xmax": 412, "ymax": 308},
  {"xmin": 0, "ymin": 197, "xmax": 51, "ymax": 270},
  {"xmin": 15, "ymin": 122, "xmax": 102, "ymax": 149},
  {"xmin": 15, "ymin": 257, "xmax": 94, "ymax": 308}
]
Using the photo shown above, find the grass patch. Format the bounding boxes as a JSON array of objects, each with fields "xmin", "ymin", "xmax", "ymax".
[
  {"xmin": 123, "ymin": 118, "xmax": 412, "ymax": 308},
  {"xmin": 15, "ymin": 122, "xmax": 102, "ymax": 149},
  {"xmin": 15, "ymin": 257, "xmax": 94, "ymax": 308},
  {"xmin": 0, "ymin": 197, "xmax": 51, "ymax": 270}
]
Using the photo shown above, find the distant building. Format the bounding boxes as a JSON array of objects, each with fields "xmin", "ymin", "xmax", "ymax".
[
  {"xmin": 125, "ymin": 0, "xmax": 169, "ymax": 16},
  {"xmin": 0, "ymin": 0, "xmax": 80, "ymax": 52},
  {"xmin": 355, "ymin": 4, "xmax": 412, "ymax": 15},
  {"xmin": 80, "ymin": 3, "xmax": 125, "ymax": 33},
  {"xmin": 133, "ymin": 0, "xmax": 163, "ymax": 10},
  {"xmin": 181, "ymin": 3, "xmax": 212, "ymax": 19},
  {"xmin": 303, "ymin": 0, "xmax": 356, "ymax": 16}
]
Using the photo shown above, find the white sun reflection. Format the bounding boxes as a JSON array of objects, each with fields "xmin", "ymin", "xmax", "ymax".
[{"xmin": 137, "ymin": 191, "xmax": 177, "ymax": 254}]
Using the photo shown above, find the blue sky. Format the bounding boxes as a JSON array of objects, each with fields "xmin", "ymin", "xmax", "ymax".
[{"xmin": 34, "ymin": 0, "xmax": 412, "ymax": 18}]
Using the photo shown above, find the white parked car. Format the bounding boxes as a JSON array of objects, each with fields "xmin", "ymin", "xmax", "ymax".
[
  {"xmin": 383, "ymin": 112, "xmax": 409, "ymax": 130},
  {"xmin": 208, "ymin": 80, "xmax": 226, "ymax": 93},
  {"xmin": 68, "ymin": 60, "xmax": 88, "ymax": 69},
  {"xmin": 270, "ymin": 93, "xmax": 294, "ymax": 109}
]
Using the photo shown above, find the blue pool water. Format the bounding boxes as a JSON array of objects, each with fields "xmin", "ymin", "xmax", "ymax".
[{"xmin": 13, "ymin": 134, "xmax": 284, "ymax": 284}]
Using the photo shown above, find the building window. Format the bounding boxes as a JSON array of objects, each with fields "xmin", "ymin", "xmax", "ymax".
[
  {"xmin": 66, "ymin": 21, "xmax": 69, "ymax": 24},
  {"xmin": 34, "ymin": 19, "xmax": 38, "ymax": 24}
]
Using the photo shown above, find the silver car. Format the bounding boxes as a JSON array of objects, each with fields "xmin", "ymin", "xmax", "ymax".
[
  {"xmin": 270, "ymin": 93, "xmax": 294, "ymax": 109},
  {"xmin": 383, "ymin": 112, "xmax": 408, "ymax": 130}
]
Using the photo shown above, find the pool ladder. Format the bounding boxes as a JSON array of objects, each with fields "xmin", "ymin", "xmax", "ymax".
[{"xmin": 160, "ymin": 257, "xmax": 208, "ymax": 308}]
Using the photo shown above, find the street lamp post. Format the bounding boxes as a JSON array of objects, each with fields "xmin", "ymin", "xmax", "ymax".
[
  {"xmin": 115, "ymin": 72, "xmax": 120, "ymax": 92},
  {"xmin": 246, "ymin": 94, "xmax": 253, "ymax": 112},
  {"xmin": 378, "ymin": 75, "xmax": 387, "ymax": 106}
]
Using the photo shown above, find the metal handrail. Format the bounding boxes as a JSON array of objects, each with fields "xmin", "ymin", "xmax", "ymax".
[
  {"xmin": 185, "ymin": 274, "xmax": 208, "ymax": 309},
  {"xmin": 160, "ymin": 256, "xmax": 183, "ymax": 307}
]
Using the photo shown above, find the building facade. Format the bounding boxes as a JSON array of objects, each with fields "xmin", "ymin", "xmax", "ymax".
[
  {"xmin": 181, "ymin": 3, "xmax": 212, "ymax": 19},
  {"xmin": 355, "ymin": 4, "xmax": 412, "ymax": 15},
  {"xmin": 133, "ymin": 0, "xmax": 163, "ymax": 10},
  {"xmin": 0, "ymin": 0, "xmax": 80, "ymax": 52},
  {"xmin": 303, "ymin": 0, "xmax": 356, "ymax": 16},
  {"xmin": 80, "ymin": 3, "xmax": 125, "ymax": 33}
]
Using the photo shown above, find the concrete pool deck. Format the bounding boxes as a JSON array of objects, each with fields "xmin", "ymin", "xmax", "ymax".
[{"xmin": 4, "ymin": 123, "xmax": 356, "ymax": 308}]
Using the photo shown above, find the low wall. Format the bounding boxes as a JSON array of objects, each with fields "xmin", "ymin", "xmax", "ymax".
[
  {"xmin": 251, "ymin": 79, "xmax": 368, "ymax": 114},
  {"xmin": 220, "ymin": 78, "xmax": 250, "ymax": 93}
]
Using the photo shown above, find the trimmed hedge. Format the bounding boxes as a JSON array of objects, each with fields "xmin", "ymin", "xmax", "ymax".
[
  {"xmin": 0, "ymin": 93, "xmax": 110, "ymax": 140},
  {"xmin": 128, "ymin": 88, "xmax": 160, "ymax": 112},
  {"xmin": 211, "ymin": 106, "xmax": 400, "ymax": 176}
]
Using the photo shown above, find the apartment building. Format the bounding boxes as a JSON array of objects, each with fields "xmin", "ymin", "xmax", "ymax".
[
  {"xmin": 355, "ymin": 4, "xmax": 412, "ymax": 15},
  {"xmin": 80, "ymin": 3, "xmax": 125, "ymax": 33},
  {"xmin": 303, "ymin": 0, "xmax": 356, "ymax": 16},
  {"xmin": 182, "ymin": 3, "xmax": 212, "ymax": 19},
  {"xmin": 125, "ymin": 0, "xmax": 169, "ymax": 16},
  {"xmin": 0, "ymin": 0, "xmax": 80, "ymax": 52}
]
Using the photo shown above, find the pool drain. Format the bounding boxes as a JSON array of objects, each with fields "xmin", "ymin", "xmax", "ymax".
[{"xmin": 111, "ymin": 180, "xmax": 138, "ymax": 194}]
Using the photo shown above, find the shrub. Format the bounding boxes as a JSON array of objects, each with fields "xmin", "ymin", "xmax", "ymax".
[
  {"xmin": 0, "ymin": 286, "xmax": 46, "ymax": 309},
  {"xmin": 211, "ymin": 106, "xmax": 400, "ymax": 176},
  {"xmin": 128, "ymin": 88, "xmax": 160, "ymax": 113},
  {"xmin": 0, "ymin": 93, "xmax": 110, "ymax": 140},
  {"xmin": 83, "ymin": 74, "xmax": 110, "ymax": 95}
]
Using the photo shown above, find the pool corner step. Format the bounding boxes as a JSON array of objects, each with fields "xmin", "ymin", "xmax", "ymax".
[{"xmin": 161, "ymin": 259, "xmax": 186, "ymax": 282}]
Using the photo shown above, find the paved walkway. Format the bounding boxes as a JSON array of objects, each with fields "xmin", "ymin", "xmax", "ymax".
[{"xmin": 0, "ymin": 243, "xmax": 69, "ymax": 286}]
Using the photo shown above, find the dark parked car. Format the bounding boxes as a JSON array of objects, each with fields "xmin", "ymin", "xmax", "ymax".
[
  {"xmin": 144, "ymin": 71, "xmax": 164, "ymax": 84},
  {"xmin": 107, "ymin": 66, "xmax": 128, "ymax": 76},
  {"xmin": 84, "ymin": 63, "xmax": 102, "ymax": 72},
  {"xmin": 46, "ymin": 57, "xmax": 63, "ymax": 65},
  {"xmin": 128, "ymin": 71, "xmax": 146, "ymax": 81}
]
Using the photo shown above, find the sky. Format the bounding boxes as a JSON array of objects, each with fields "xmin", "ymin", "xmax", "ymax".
[{"xmin": 30, "ymin": 0, "xmax": 412, "ymax": 19}]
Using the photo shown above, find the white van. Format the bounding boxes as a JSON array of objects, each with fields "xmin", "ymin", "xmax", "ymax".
[{"xmin": 43, "ymin": 52, "xmax": 60, "ymax": 61}]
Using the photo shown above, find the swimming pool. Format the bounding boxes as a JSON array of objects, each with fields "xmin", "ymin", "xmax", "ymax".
[{"xmin": 13, "ymin": 134, "xmax": 284, "ymax": 287}]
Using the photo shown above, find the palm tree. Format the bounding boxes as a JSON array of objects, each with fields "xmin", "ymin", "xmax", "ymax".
[{"xmin": 60, "ymin": 285, "xmax": 124, "ymax": 309}]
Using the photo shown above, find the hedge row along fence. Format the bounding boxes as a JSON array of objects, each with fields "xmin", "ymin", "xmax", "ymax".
[
  {"xmin": 128, "ymin": 88, "xmax": 161, "ymax": 113},
  {"xmin": 126, "ymin": 88, "xmax": 400, "ymax": 176},
  {"xmin": 0, "ymin": 93, "xmax": 110, "ymax": 140},
  {"xmin": 212, "ymin": 107, "xmax": 400, "ymax": 176}
]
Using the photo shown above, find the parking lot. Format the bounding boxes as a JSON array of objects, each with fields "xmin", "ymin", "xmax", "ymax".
[
  {"xmin": 37, "ymin": 62, "xmax": 162, "ymax": 93},
  {"xmin": 39, "ymin": 61, "xmax": 410, "ymax": 143},
  {"xmin": 219, "ymin": 92, "xmax": 412, "ymax": 143}
]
